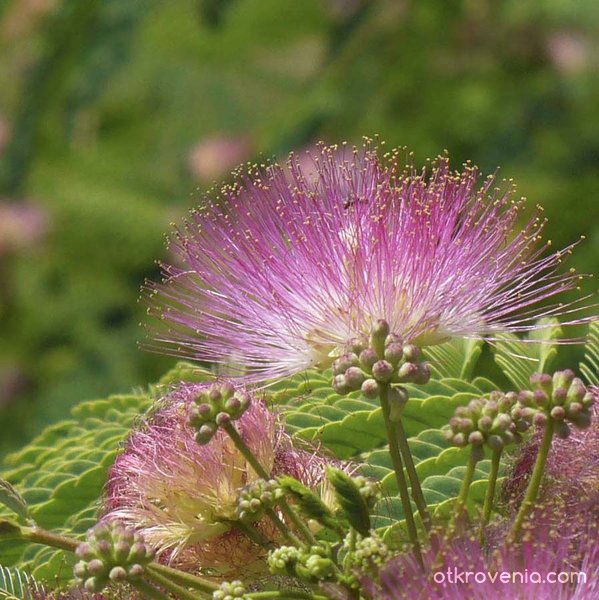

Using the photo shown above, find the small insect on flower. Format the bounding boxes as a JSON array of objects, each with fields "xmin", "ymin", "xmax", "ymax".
[
  {"xmin": 103, "ymin": 382, "xmax": 333, "ymax": 575},
  {"xmin": 144, "ymin": 141, "xmax": 591, "ymax": 383}
]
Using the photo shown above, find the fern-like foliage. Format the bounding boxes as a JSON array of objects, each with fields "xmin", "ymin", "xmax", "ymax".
[
  {"xmin": 491, "ymin": 318, "xmax": 563, "ymax": 389},
  {"xmin": 580, "ymin": 320, "xmax": 599, "ymax": 386},
  {"xmin": 0, "ymin": 565, "xmax": 43, "ymax": 600}
]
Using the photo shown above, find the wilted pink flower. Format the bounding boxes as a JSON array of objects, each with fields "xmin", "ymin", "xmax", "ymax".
[
  {"xmin": 187, "ymin": 135, "xmax": 251, "ymax": 183},
  {"xmin": 0, "ymin": 201, "xmax": 48, "ymax": 255},
  {"xmin": 547, "ymin": 32, "xmax": 592, "ymax": 75},
  {"xmin": 367, "ymin": 529, "xmax": 599, "ymax": 599},
  {"xmin": 146, "ymin": 142, "xmax": 589, "ymax": 382},
  {"xmin": 104, "ymin": 382, "xmax": 332, "ymax": 575}
]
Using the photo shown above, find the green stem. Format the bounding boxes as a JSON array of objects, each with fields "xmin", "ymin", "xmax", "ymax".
[
  {"xmin": 394, "ymin": 417, "xmax": 432, "ymax": 532},
  {"xmin": 278, "ymin": 500, "xmax": 318, "ymax": 546},
  {"xmin": 129, "ymin": 580, "xmax": 171, "ymax": 600},
  {"xmin": 480, "ymin": 448, "xmax": 502, "ymax": 544},
  {"xmin": 21, "ymin": 527, "xmax": 79, "ymax": 552},
  {"xmin": 379, "ymin": 384, "xmax": 423, "ymax": 567},
  {"xmin": 146, "ymin": 566, "xmax": 211, "ymax": 600},
  {"xmin": 265, "ymin": 508, "xmax": 304, "ymax": 547},
  {"xmin": 222, "ymin": 421, "xmax": 317, "ymax": 546},
  {"xmin": 148, "ymin": 563, "xmax": 218, "ymax": 594},
  {"xmin": 511, "ymin": 419, "xmax": 555, "ymax": 541},
  {"xmin": 223, "ymin": 422, "xmax": 270, "ymax": 478},
  {"xmin": 448, "ymin": 450, "xmax": 478, "ymax": 536}
]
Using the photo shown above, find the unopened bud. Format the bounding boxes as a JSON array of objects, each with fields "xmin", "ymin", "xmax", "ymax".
[
  {"xmin": 361, "ymin": 378, "xmax": 380, "ymax": 399},
  {"xmin": 384, "ymin": 343, "xmax": 403, "ymax": 365},
  {"xmin": 333, "ymin": 353, "xmax": 359, "ymax": 375},
  {"xmin": 344, "ymin": 366, "xmax": 366, "ymax": 390},
  {"xmin": 372, "ymin": 360, "xmax": 394, "ymax": 383},
  {"xmin": 388, "ymin": 386, "xmax": 409, "ymax": 422},
  {"xmin": 402, "ymin": 344, "xmax": 421, "ymax": 362},
  {"xmin": 468, "ymin": 431, "xmax": 484, "ymax": 445},
  {"xmin": 359, "ymin": 349, "xmax": 378, "ymax": 371}
]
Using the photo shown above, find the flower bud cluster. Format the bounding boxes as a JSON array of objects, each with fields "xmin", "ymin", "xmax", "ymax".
[
  {"xmin": 236, "ymin": 478, "xmax": 282, "ymax": 522},
  {"xmin": 331, "ymin": 320, "xmax": 430, "ymax": 398},
  {"xmin": 213, "ymin": 580, "xmax": 247, "ymax": 600},
  {"xmin": 73, "ymin": 522, "xmax": 154, "ymax": 593},
  {"xmin": 188, "ymin": 382, "xmax": 251, "ymax": 444},
  {"xmin": 353, "ymin": 475, "xmax": 381, "ymax": 510},
  {"xmin": 519, "ymin": 370, "xmax": 595, "ymax": 438},
  {"xmin": 444, "ymin": 392, "xmax": 532, "ymax": 454},
  {"xmin": 344, "ymin": 531, "xmax": 390, "ymax": 573},
  {"xmin": 267, "ymin": 544, "xmax": 335, "ymax": 583}
]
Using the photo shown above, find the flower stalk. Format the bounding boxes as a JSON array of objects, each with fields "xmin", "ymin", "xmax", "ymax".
[
  {"xmin": 221, "ymin": 420, "xmax": 318, "ymax": 546},
  {"xmin": 393, "ymin": 417, "xmax": 432, "ymax": 532},
  {"xmin": 379, "ymin": 383, "xmax": 423, "ymax": 567},
  {"xmin": 510, "ymin": 418, "xmax": 555, "ymax": 540},
  {"xmin": 480, "ymin": 447, "xmax": 502, "ymax": 543},
  {"xmin": 146, "ymin": 566, "xmax": 210, "ymax": 600}
]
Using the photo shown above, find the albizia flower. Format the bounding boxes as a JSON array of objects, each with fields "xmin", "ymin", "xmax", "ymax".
[
  {"xmin": 145, "ymin": 142, "xmax": 588, "ymax": 381},
  {"xmin": 366, "ymin": 529, "xmax": 599, "ymax": 600},
  {"xmin": 504, "ymin": 393, "xmax": 599, "ymax": 535},
  {"xmin": 104, "ymin": 382, "xmax": 332, "ymax": 575}
]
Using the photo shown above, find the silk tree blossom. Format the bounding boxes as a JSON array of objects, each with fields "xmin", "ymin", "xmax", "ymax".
[
  {"xmin": 104, "ymin": 382, "xmax": 333, "ymax": 575},
  {"xmin": 366, "ymin": 529, "xmax": 599, "ymax": 600},
  {"xmin": 145, "ymin": 142, "xmax": 589, "ymax": 382}
]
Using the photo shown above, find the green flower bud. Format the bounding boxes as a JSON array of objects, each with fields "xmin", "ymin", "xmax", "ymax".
[
  {"xmin": 267, "ymin": 546, "xmax": 300, "ymax": 576},
  {"xmin": 388, "ymin": 386, "xmax": 409, "ymax": 422},
  {"xmin": 213, "ymin": 580, "xmax": 246, "ymax": 599},
  {"xmin": 237, "ymin": 479, "xmax": 282, "ymax": 522},
  {"xmin": 370, "ymin": 320, "xmax": 390, "ymax": 356}
]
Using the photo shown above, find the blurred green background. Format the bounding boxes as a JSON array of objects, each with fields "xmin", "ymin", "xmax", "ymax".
[{"xmin": 0, "ymin": 0, "xmax": 597, "ymax": 458}]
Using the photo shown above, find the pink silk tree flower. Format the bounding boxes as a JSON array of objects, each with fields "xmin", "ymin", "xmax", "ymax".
[
  {"xmin": 366, "ymin": 528, "xmax": 599, "ymax": 599},
  {"xmin": 145, "ymin": 142, "xmax": 589, "ymax": 382},
  {"xmin": 104, "ymin": 382, "xmax": 333, "ymax": 575}
]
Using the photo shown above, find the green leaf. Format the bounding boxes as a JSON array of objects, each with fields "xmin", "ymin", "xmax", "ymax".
[
  {"xmin": 326, "ymin": 467, "xmax": 370, "ymax": 536},
  {"xmin": 280, "ymin": 372, "xmax": 493, "ymax": 459},
  {"xmin": 156, "ymin": 361, "xmax": 216, "ymax": 387},
  {"xmin": 423, "ymin": 338, "xmax": 483, "ymax": 380},
  {"xmin": 0, "ymin": 483, "xmax": 29, "ymax": 525},
  {"xmin": 580, "ymin": 320, "xmax": 599, "ymax": 386},
  {"xmin": 0, "ymin": 393, "xmax": 151, "ymax": 582},
  {"xmin": 492, "ymin": 318, "xmax": 563, "ymax": 389},
  {"xmin": 0, "ymin": 565, "xmax": 43, "ymax": 600}
]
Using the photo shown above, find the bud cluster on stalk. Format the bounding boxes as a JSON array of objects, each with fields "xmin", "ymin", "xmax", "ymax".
[
  {"xmin": 268, "ymin": 543, "xmax": 335, "ymax": 583},
  {"xmin": 518, "ymin": 370, "xmax": 595, "ymax": 438},
  {"xmin": 236, "ymin": 478, "xmax": 282, "ymax": 522},
  {"xmin": 331, "ymin": 320, "xmax": 430, "ymax": 407},
  {"xmin": 353, "ymin": 475, "xmax": 381, "ymax": 510},
  {"xmin": 188, "ymin": 382, "xmax": 251, "ymax": 444},
  {"xmin": 444, "ymin": 391, "xmax": 533, "ymax": 456},
  {"xmin": 343, "ymin": 531, "xmax": 390, "ymax": 576},
  {"xmin": 213, "ymin": 580, "xmax": 247, "ymax": 600},
  {"xmin": 73, "ymin": 522, "xmax": 155, "ymax": 593}
]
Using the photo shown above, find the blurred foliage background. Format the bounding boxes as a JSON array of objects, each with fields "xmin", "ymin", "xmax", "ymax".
[{"xmin": 0, "ymin": 0, "xmax": 597, "ymax": 458}]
